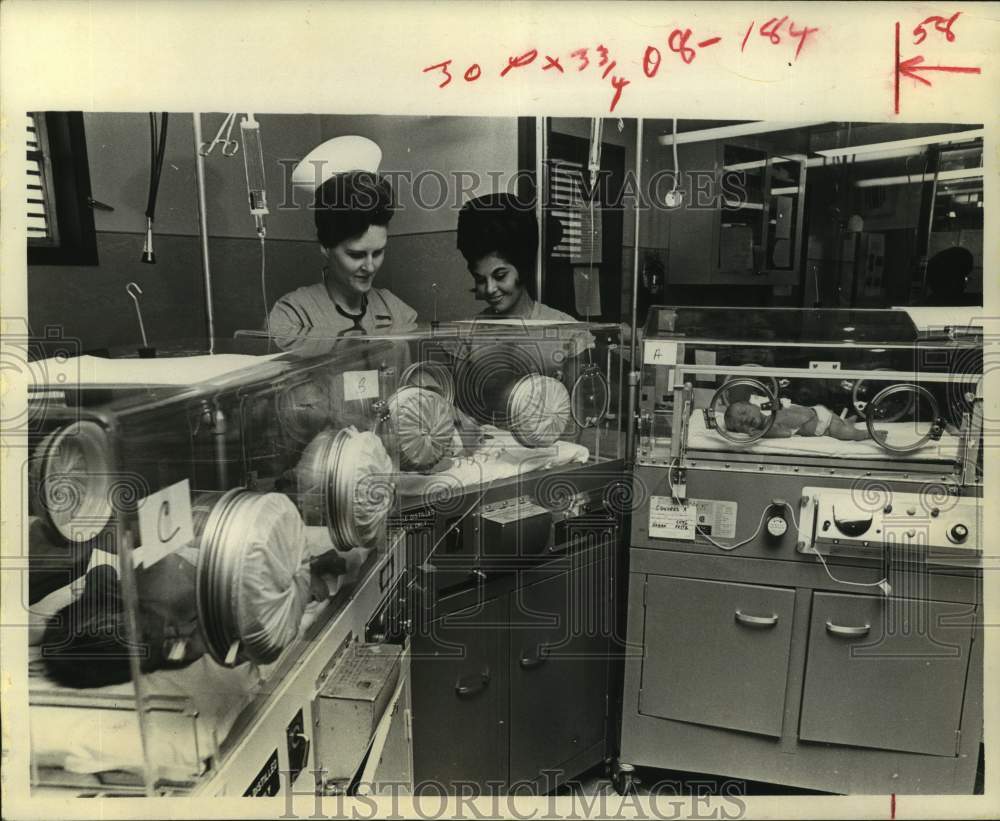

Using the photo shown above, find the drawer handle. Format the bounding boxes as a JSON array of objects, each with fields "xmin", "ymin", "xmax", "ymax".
[
  {"xmin": 455, "ymin": 667, "xmax": 490, "ymax": 697},
  {"xmin": 825, "ymin": 621, "xmax": 871, "ymax": 638},
  {"xmin": 734, "ymin": 610, "xmax": 779, "ymax": 628},
  {"xmin": 519, "ymin": 645, "xmax": 549, "ymax": 670}
]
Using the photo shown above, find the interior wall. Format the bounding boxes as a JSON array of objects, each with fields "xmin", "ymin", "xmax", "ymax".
[{"xmin": 28, "ymin": 114, "xmax": 519, "ymax": 352}]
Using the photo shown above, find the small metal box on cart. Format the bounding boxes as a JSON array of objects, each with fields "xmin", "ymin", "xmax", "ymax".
[{"xmin": 313, "ymin": 642, "xmax": 403, "ymax": 787}]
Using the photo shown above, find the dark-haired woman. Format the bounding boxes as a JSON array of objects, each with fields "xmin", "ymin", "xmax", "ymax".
[
  {"xmin": 269, "ymin": 138, "xmax": 417, "ymax": 347},
  {"xmin": 457, "ymin": 193, "xmax": 578, "ymax": 324}
]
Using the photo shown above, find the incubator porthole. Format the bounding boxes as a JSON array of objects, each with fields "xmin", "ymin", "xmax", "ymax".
[
  {"xmin": 297, "ymin": 427, "xmax": 395, "ymax": 549},
  {"xmin": 399, "ymin": 360, "xmax": 456, "ymax": 406},
  {"xmin": 570, "ymin": 365, "xmax": 610, "ymax": 429},
  {"xmin": 194, "ymin": 489, "xmax": 310, "ymax": 667},
  {"xmin": 706, "ymin": 377, "xmax": 778, "ymax": 445},
  {"xmin": 30, "ymin": 421, "xmax": 114, "ymax": 544},
  {"xmin": 865, "ymin": 384, "xmax": 943, "ymax": 455}
]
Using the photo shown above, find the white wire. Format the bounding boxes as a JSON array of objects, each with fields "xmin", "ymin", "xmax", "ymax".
[
  {"xmin": 782, "ymin": 499, "xmax": 888, "ymax": 590},
  {"xmin": 783, "ymin": 500, "xmax": 800, "ymax": 534},
  {"xmin": 689, "ymin": 494, "xmax": 890, "ymax": 590},
  {"xmin": 665, "ymin": 456, "xmax": 677, "ymax": 501},
  {"xmin": 699, "ymin": 505, "xmax": 770, "ymax": 551},
  {"xmin": 811, "ymin": 546, "xmax": 888, "ymax": 589}
]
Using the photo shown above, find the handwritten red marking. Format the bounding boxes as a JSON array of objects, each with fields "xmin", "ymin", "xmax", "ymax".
[
  {"xmin": 500, "ymin": 48, "xmax": 538, "ymax": 77},
  {"xmin": 668, "ymin": 28, "xmax": 696, "ymax": 64},
  {"xmin": 643, "ymin": 45, "xmax": 662, "ymax": 78},
  {"xmin": 609, "ymin": 75, "xmax": 629, "ymax": 111},
  {"xmin": 893, "ymin": 21, "xmax": 899, "ymax": 114},
  {"xmin": 894, "ymin": 20, "xmax": 980, "ymax": 114},
  {"xmin": 891, "ymin": 793, "xmax": 896, "ymax": 820},
  {"xmin": 543, "ymin": 55, "xmax": 564, "ymax": 73},
  {"xmin": 899, "ymin": 54, "xmax": 981, "ymax": 83},
  {"xmin": 602, "ymin": 60, "xmax": 617, "ymax": 79},
  {"xmin": 571, "ymin": 47, "xmax": 590, "ymax": 71},
  {"xmin": 422, "ymin": 60, "xmax": 453, "ymax": 88},
  {"xmin": 760, "ymin": 16, "xmax": 789, "ymax": 44},
  {"xmin": 913, "ymin": 12, "xmax": 961, "ymax": 45},
  {"xmin": 698, "ymin": 36, "xmax": 722, "ymax": 48},
  {"xmin": 596, "ymin": 44, "xmax": 610, "ymax": 67},
  {"xmin": 463, "ymin": 63, "xmax": 481, "ymax": 82},
  {"xmin": 741, "ymin": 21, "xmax": 754, "ymax": 51},
  {"xmin": 788, "ymin": 22, "xmax": 819, "ymax": 59}
]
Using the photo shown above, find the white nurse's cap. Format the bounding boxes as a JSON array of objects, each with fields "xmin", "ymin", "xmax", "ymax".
[{"xmin": 291, "ymin": 136, "xmax": 383, "ymax": 194}]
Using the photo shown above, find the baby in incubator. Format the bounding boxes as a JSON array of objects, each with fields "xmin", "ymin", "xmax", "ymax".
[{"xmin": 724, "ymin": 400, "xmax": 887, "ymax": 442}]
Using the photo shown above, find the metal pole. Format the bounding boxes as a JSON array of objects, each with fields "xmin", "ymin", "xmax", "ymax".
[
  {"xmin": 625, "ymin": 119, "xmax": 644, "ymax": 464},
  {"xmin": 629, "ymin": 118, "xmax": 643, "ymax": 367},
  {"xmin": 535, "ymin": 116, "xmax": 547, "ymax": 302},
  {"xmin": 192, "ymin": 114, "xmax": 216, "ymax": 353}
]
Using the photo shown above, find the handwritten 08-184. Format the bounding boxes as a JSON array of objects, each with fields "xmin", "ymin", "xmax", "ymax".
[{"xmin": 422, "ymin": 17, "xmax": 819, "ymax": 112}]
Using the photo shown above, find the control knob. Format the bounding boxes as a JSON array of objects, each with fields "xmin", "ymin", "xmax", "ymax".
[{"xmin": 947, "ymin": 523, "xmax": 969, "ymax": 544}]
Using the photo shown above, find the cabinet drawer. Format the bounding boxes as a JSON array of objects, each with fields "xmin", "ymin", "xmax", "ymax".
[
  {"xmin": 639, "ymin": 576, "xmax": 795, "ymax": 737},
  {"xmin": 800, "ymin": 592, "xmax": 975, "ymax": 756}
]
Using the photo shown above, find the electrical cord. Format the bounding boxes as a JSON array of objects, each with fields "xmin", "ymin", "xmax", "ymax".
[
  {"xmin": 145, "ymin": 113, "xmax": 168, "ymax": 221},
  {"xmin": 811, "ymin": 546, "xmax": 889, "ymax": 589},
  {"xmin": 786, "ymin": 499, "xmax": 889, "ymax": 591},
  {"xmin": 698, "ymin": 505, "xmax": 771, "ymax": 551},
  {"xmin": 142, "ymin": 113, "xmax": 169, "ymax": 264},
  {"xmin": 697, "ymin": 500, "xmax": 888, "ymax": 594}
]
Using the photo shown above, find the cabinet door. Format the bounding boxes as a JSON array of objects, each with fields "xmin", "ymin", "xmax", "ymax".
[
  {"xmin": 410, "ymin": 596, "xmax": 506, "ymax": 790},
  {"xmin": 508, "ymin": 558, "xmax": 612, "ymax": 785},
  {"xmin": 638, "ymin": 576, "xmax": 795, "ymax": 737},
  {"xmin": 800, "ymin": 592, "xmax": 975, "ymax": 756}
]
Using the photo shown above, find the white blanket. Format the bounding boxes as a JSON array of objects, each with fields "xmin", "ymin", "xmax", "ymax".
[
  {"xmin": 686, "ymin": 410, "xmax": 962, "ymax": 461},
  {"xmin": 394, "ymin": 426, "xmax": 590, "ymax": 497}
]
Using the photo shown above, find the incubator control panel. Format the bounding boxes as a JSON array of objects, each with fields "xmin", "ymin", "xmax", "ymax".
[{"xmin": 797, "ymin": 485, "xmax": 980, "ymax": 559}]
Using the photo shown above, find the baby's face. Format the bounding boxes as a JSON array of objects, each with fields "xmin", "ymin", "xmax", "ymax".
[{"xmin": 730, "ymin": 402, "xmax": 765, "ymax": 431}]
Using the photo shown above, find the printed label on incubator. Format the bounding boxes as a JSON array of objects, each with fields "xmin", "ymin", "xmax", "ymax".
[
  {"xmin": 648, "ymin": 497, "xmax": 697, "ymax": 541},
  {"xmin": 690, "ymin": 498, "xmax": 738, "ymax": 538},
  {"xmin": 134, "ymin": 478, "xmax": 194, "ymax": 568},
  {"xmin": 244, "ymin": 748, "xmax": 280, "ymax": 797},
  {"xmin": 344, "ymin": 370, "xmax": 380, "ymax": 401},
  {"xmin": 481, "ymin": 500, "xmax": 551, "ymax": 524},
  {"xmin": 643, "ymin": 340, "xmax": 678, "ymax": 367}
]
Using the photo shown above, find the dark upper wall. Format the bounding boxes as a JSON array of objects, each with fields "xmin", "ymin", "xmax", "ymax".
[{"xmin": 28, "ymin": 114, "xmax": 518, "ymax": 351}]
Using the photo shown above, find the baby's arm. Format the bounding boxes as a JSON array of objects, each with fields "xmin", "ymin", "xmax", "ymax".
[{"xmin": 826, "ymin": 414, "xmax": 885, "ymax": 442}]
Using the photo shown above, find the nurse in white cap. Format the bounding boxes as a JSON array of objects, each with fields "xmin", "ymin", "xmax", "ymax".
[{"xmin": 268, "ymin": 136, "xmax": 417, "ymax": 347}]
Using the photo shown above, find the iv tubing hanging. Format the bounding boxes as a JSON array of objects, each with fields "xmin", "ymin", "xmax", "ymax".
[
  {"xmin": 141, "ymin": 113, "xmax": 169, "ymax": 263},
  {"xmin": 193, "ymin": 114, "xmax": 216, "ymax": 352}
]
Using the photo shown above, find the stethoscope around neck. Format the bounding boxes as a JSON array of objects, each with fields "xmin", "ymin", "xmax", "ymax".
[{"xmin": 322, "ymin": 266, "xmax": 370, "ymax": 335}]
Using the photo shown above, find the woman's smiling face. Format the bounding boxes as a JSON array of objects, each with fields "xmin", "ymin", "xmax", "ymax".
[
  {"xmin": 323, "ymin": 224, "xmax": 388, "ymax": 299},
  {"xmin": 470, "ymin": 253, "xmax": 527, "ymax": 315}
]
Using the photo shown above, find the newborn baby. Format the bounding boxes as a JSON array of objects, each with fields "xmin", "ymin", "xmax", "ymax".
[{"xmin": 724, "ymin": 400, "xmax": 886, "ymax": 442}]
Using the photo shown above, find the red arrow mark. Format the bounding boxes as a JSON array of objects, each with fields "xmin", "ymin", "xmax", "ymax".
[{"xmin": 894, "ymin": 22, "xmax": 980, "ymax": 113}]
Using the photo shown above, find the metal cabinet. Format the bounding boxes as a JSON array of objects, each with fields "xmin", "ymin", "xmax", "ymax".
[
  {"xmin": 799, "ymin": 592, "xmax": 976, "ymax": 756},
  {"xmin": 508, "ymin": 562, "xmax": 612, "ymax": 785},
  {"xmin": 638, "ymin": 576, "xmax": 796, "ymax": 737},
  {"xmin": 410, "ymin": 596, "xmax": 507, "ymax": 789},
  {"xmin": 410, "ymin": 547, "xmax": 614, "ymax": 792}
]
